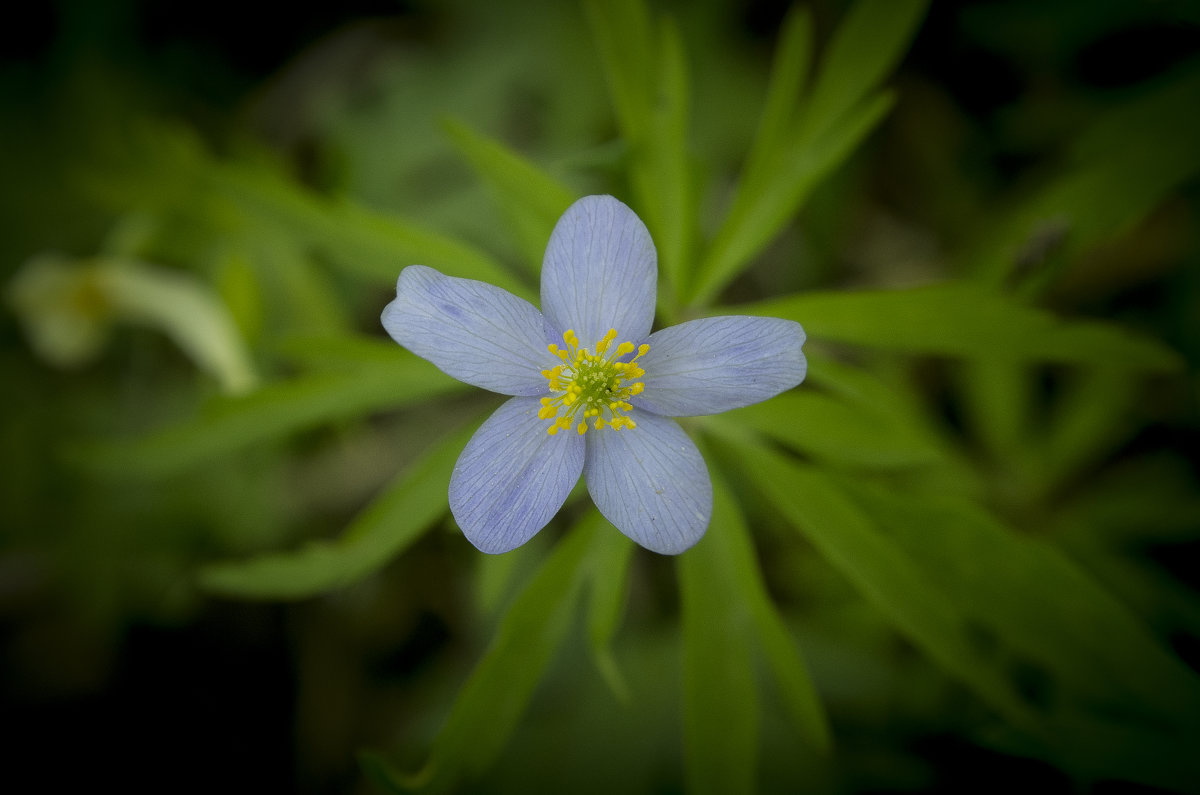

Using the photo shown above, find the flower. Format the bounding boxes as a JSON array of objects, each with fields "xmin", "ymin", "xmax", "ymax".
[
  {"xmin": 382, "ymin": 195, "xmax": 806, "ymax": 554},
  {"xmin": 8, "ymin": 253, "xmax": 257, "ymax": 394}
]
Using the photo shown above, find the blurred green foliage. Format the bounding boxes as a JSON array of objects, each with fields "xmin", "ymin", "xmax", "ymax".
[{"xmin": 3, "ymin": 0, "xmax": 1200, "ymax": 793}]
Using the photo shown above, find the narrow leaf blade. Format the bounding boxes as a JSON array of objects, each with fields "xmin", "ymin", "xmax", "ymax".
[
  {"xmin": 740, "ymin": 6, "xmax": 813, "ymax": 192},
  {"xmin": 639, "ymin": 18, "xmax": 693, "ymax": 305},
  {"xmin": 737, "ymin": 282, "xmax": 1183, "ymax": 371},
  {"xmin": 709, "ymin": 466, "xmax": 831, "ymax": 751},
  {"xmin": 692, "ymin": 92, "xmax": 893, "ymax": 306},
  {"xmin": 841, "ymin": 478, "xmax": 1200, "ymax": 728},
  {"xmin": 729, "ymin": 391, "xmax": 946, "ymax": 469},
  {"xmin": 585, "ymin": 526, "xmax": 636, "ymax": 702},
  {"xmin": 442, "ymin": 117, "xmax": 575, "ymax": 272},
  {"xmin": 384, "ymin": 515, "xmax": 606, "ymax": 791},
  {"xmin": 210, "ymin": 163, "xmax": 531, "ymax": 299},
  {"xmin": 680, "ymin": 502, "xmax": 759, "ymax": 794},
  {"xmin": 197, "ymin": 419, "xmax": 478, "ymax": 600},
  {"xmin": 71, "ymin": 347, "xmax": 466, "ymax": 477},
  {"xmin": 715, "ymin": 433, "xmax": 1039, "ymax": 732},
  {"xmin": 716, "ymin": 431, "xmax": 1200, "ymax": 788},
  {"xmin": 797, "ymin": 0, "xmax": 929, "ymax": 139}
]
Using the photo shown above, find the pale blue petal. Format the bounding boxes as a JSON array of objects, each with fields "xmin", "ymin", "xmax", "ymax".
[
  {"xmin": 584, "ymin": 414, "xmax": 712, "ymax": 554},
  {"xmin": 450, "ymin": 396, "xmax": 585, "ymax": 553},
  {"xmin": 382, "ymin": 266, "xmax": 550, "ymax": 396},
  {"xmin": 633, "ymin": 316, "xmax": 807, "ymax": 416},
  {"xmin": 541, "ymin": 195, "xmax": 657, "ymax": 347}
]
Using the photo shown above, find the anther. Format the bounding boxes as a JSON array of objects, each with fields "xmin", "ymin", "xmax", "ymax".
[{"xmin": 541, "ymin": 328, "xmax": 648, "ymax": 435}]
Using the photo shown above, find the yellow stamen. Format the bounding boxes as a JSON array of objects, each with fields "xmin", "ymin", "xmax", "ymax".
[{"xmin": 540, "ymin": 328, "xmax": 648, "ymax": 435}]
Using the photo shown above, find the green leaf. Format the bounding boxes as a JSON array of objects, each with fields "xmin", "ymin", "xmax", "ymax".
[
  {"xmin": 957, "ymin": 360, "xmax": 1033, "ymax": 465},
  {"xmin": 584, "ymin": 524, "xmax": 635, "ymax": 703},
  {"xmin": 441, "ymin": 117, "xmax": 575, "ymax": 273},
  {"xmin": 737, "ymin": 281, "xmax": 1183, "ymax": 371},
  {"xmin": 1037, "ymin": 368, "xmax": 1141, "ymax": 490},
  {"xmin": 740, "ymin": 5, "xmax": 813, "ymax": 195},
  {"xmin": 747, "ymin": 580, "xmax": 832, "ymax": 755},
  {"xmin": 1059, "ymin": 458, "xmax": 1200, "ymax": 549},
  {"xmin": 688, "ymin": 0, "xmax": 928, "ymax": 308},
  {"xmin": 803, "ymin": 351, "xmax": 918, "ymax": 410},
  {"xmin": 197, "ymin": 418, "xmax": 478, "ymax": 600},
  {"xmin": 583, "ymin": 0, "xmax": 654, "ymax": 142},
  {"xmin": 727, "ymin": 390, "xmax": 946, "ymax": 469},
  {"xmin": 804, "ymin": 352, "xmax": 959, "ymax": 454},
  {"xmin": 585, "ymin": 0, "xmax": 693, "ymax": 311},
  {"xmin": 841, "ymin": 479, "xmax": 1200, "ymax": 727},
  {"xmin": 709, "ymin": 467, "xmax": 831, "ymax": 752},
  {"xmin": 970, "ymin": 63, "xmax": 1200, "ymax": 290},
  {"xmin": 679, "ymin": 496, "xmax": 760, "ymax": 795},
  {"xmin": 690, "ymin": 92, "xmax": 893, "ymax": 307},
  {"xmin": 371, "ymin": 514, "xmax": 605, "ymax": 792},
  {"xmin": 717, "ymin": 432, "xmax": 1200, "ymax": 788},
  {"xmin": 254, "ymin": 233, "xmax": 354, "ymax": 336},
  {"xmin": 679, "ymin": 465, "xmax": 830, "ymax": 794},
  {"xmin": 1019, "ymin": 713, "xmax": 1200, "ymax": 792},
  {"xmin": 70, "ymin": 346, "xmax": 467, "ymax": 477},
  {"xmin": 1055, "ymin": 490, "xmax": 1200, "ymax": 641},
  {"xmin": 860, "ymin": 482, "xmax": 1200, "ymax": 791},
  {"xmin": 269, "ymin": 333, "xmax": 419, "ymax": 370},
  {"xmin": 638, "ymin": 17, "xmax": 692, "ymax": 308},
  {"xmin": 796, "ymin": 0, "xmax": 928, "ymax": 140},
  {"xmin": 209, "ymin": 163, "xmax": 532, "ymax": 300},
  {"xmin": 475, "ymin": 535, "xmax": 547, "ymax": 620},
  {"xmin": 958, "ymin": 363, "xmax": 1144, "ymax": 503},
  {"xmin": 714, "ymin": 433, "xmax": 1040, "ymax": 731}
]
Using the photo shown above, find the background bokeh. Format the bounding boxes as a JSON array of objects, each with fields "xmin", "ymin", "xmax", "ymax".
[{"xmin": 2, "ymin": 1, "xmax": 1199, "ymax": 793}]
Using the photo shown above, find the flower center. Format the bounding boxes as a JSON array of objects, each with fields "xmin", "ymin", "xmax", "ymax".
[{"xmin": 538, "ymin": 328, "xmax": 648, "ymax": 436}]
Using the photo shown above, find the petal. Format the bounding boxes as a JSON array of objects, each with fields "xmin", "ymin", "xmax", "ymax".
[
  {"xmin": 584, "ymin": 413, "xmax": 712, "ymax": 554},
  {"xmin": 541, "ymin": 195, "xmax": 657, "ymax": 347},
  {"xmin": 633, "ymin": 316, "xmax": 807, "ymax": 416},
  {"xmin": 450, "ymin": 396, "xmax": 585, "ymax": 553},
  {"xmin": 382, "ymin": 266, "xmax": 551, "ymax": 396}
]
